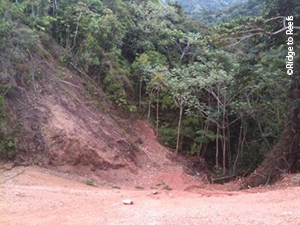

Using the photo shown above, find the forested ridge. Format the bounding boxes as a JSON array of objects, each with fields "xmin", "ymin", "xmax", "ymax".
[
  {"xmin": 187, "ymin": 0, "xmax": 264, "ymax": 24},
  {"xmin": 161, "ymin": 0, "xmax": 246, "ymax": 11},
  {"xmin": 161, "ymin": 0, "xmax": 262, "ymax": 24},
  {"xmin": 0, "ymin": 0, "xmax": 299, "ymax": 185}
]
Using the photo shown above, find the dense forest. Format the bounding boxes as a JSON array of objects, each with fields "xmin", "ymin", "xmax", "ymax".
[
  {"xmin": 0, "ymin": 0, "xmax": 299, "ymax": 184},
  {"xmin": 161, "ymin": 0, "xmax": 246, "ymax": 12},
  {"xmin": 187, "ymin": 0, "xmax": 264, "ymax": 24},
  {"xmin": 162, "ymin": 0, "xmax": 250, "ymax": 23}
]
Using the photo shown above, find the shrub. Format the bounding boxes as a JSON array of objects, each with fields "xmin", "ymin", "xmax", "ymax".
[
  {"xmin": 0, "ymin": 137, "xmax": 18, "ymax": 159},
  {"xmin": 0, "ymin": 96, "xmax": 18, "ymax": 159},
  {"xmin": 103, "ymin": 74, "xmax": 128, "ymax": 108},
  {"xmin": 86, "ymin": 180, "xmax": 95, "ymax": 187},
  {"xmin": 158, "ymin": 126, "xmax": 177, "ymax": 149}
]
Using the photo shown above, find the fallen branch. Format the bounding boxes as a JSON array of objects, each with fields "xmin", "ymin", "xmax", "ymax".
[
  {"xmin": 212, "ymin": 174, "xmax": 237, "ymax": 184},
  {"xmin": 54, "ymin": 77, "xmax": 81, "ymax": 89}
]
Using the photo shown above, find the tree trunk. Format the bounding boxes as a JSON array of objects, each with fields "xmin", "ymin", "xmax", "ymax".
[
  {"xmin": 257, "ymin": 118, "xmax": 270, "ymax": 150},
  {"xmin": 156, "ymin": 90, "xmax": 160, "ymax": 133},
  {"xmin": 147, "ymin": 99, "xmax": 152, "ymax": 120},
  {"xmin": 198, "ymin": 122, "xmax": 209, "ymax": 157},
  {"xmin": 222, "ymin": 103, "xmax": 226, "ymax": 175},
  {"xmin": 222, "ymin": 124, "xmax": 226, "ymax": 176},
  {"xmin": 139, "ymin": 78, "xmax": 142, "ymax": 110},
  {"xmin": 233, "ymin": 121, "xmax": 243, "ymax": 173},
  {"xmin": 176, "ymin": 103, "xmax": 183, "ymax": 155},
  {"xmin": 227, "ymin": 115, "xmax": 231, "ymax": 167},
  {"xmin": 216, "ymin": 85, "xmax": 220, "ymax": 168},
  {"xmin": 216, "ymin": 124, "xmax": 219, "ymax": 168},
  {"xmin": 32, "ymin": 4, "xmax": 35, "ymax": 17},
  {"xmin": 202, "ymin": 143, "xmax": 208, "ymax": 158},
  {"xmin": 54, "ymin": 0, "xmax": 57, "ymax": 11}
]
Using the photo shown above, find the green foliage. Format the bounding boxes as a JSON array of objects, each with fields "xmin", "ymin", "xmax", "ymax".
[
  {"xmin": 0, "ymin": 20, "xmax": 11, "ymax": 50},
  {"xmin": 189, "ymin": 0, "xmax": 264, "ymax": 24},
  {"xmin": 195, "ymin": 130, "xmax": 216, "ymax": 143},
  {"xmin": 213, "ymin": 165, "xmax": 223, "ymax": 178},
  {"xmin": 233, "ymin": 145, "xmax": 264, "ymax": 173},
  {"xmin": 133, "ymin": 51, "xmax": 167, "ymax": 68},
  {"xmin": 162, "ymin": 184, "xmax": 172, "ymax": 190},
  {"xmin": 264, "ymin": 0, "xmax": 300, "ymax": 20},
  {"xmin": 58, "ymin": 53, "xmax": 73, "ymax": 65},
  {"xmin": 159, "ymin": 126, "xmax": 177, "ymax": 148},
  {"xmin": 0, "ymin": 137, "xmax": 18, "ymax": 159},
  {"xmin": 124, "ymin": 1, "xmax": 185, "ymax": 63},
  {"xmin": 167, "ymin": 0, "xmax": 245, "ymax": 12},
  {"xmin": 103, "ymin": 74, "xmax": 127, "ymax": 107},
  {"xmin": 0, "ymin": 96, "xmax": 17, "ymax": 159},
  {"xmin": 86, "ymin": 180, "xmax": 95, "ymax": 187}
]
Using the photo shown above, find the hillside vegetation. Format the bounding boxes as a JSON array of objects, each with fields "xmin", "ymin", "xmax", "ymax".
[
  {"xmin": 161, "ymin": 0, "xmax": 252, "ymax": 24},
  {"xmin": 161, "ymin": 0, "xmax": 246, "ymax": 11},
  {"xmin": 0, "ymin": 0, "xmax": 299, "ymax": 186},
  {"xmin": 190, "ymin": 0, "xmax": 264, "ymax": 24}
]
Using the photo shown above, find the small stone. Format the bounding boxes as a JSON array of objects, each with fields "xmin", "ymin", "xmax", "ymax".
[
  {"xmin": 123, "ymin": 199, "xmax": 133, "ymax": 205},
  {"xmin": 152, "ymin": 190, "xmax": 159, "ymax": 195}
]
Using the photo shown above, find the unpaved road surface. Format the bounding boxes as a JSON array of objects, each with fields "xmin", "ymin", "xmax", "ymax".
[{"xmin": 1, "ymin": 167, "xmax": 300, "ymax": 225}]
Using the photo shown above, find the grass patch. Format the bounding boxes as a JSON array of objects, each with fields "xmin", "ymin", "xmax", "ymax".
[
  {"xmin": 162, "ymin": 185, "xmax": 172, "ymax": 191},
  {"xmin": 86, "ymin": 180, "xmax": 95, "ymax": 187}
]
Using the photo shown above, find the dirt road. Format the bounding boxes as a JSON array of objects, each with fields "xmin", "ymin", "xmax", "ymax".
[{"xmin": 1, "ymin": 166, "xmax": 300, "ymax": 225}]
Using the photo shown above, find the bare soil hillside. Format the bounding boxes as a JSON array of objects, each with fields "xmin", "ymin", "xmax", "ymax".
[{"xmin": 4, "ymin": 37, "xmax": 205, "ymax": 189}]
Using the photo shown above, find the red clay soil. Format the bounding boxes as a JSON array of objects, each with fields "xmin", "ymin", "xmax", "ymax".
[
  {"xmin": 1, "ymin": 166, "xmax": 300, "ymax": 225},
  {"xmin": 131, "ymin": 120, "xmax": 206, "ymax": 190}
]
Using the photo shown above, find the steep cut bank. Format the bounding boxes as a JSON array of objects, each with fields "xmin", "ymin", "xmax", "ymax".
[
  {"xmin": 5, "ymin": 37, "xmax": 139, "ymax": 179},
  {"xmin": 1, "ymin": 33, "xmax": 205, "ymax": 187}
]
